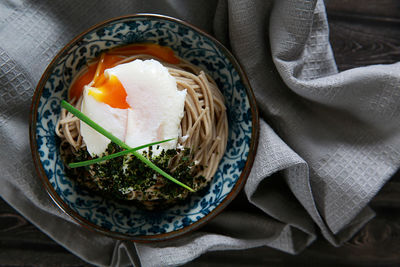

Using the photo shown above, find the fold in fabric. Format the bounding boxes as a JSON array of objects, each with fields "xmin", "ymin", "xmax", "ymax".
[{"xmin": 0, "ymin": 0, "xmax": 399, "ymax": 266}]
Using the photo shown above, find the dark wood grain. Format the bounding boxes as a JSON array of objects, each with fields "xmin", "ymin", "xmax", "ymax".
[
  {"xmin": 0, "ymin": 200, "xmax": 91, "ymax": 266},
  {"xmin": 326, "ymin": 0, "xmax": 400, "ymax": 71},
  {"xmin": 326, "ymin": 0, "xmax": 400, "ymax": 19},
  {"xmin": 1, "ymin": 0, "xmax": 400, "ymax": 266},
  {"xmin": 329, "ymin": 19, "xmax": 400, "ymax": 71}
]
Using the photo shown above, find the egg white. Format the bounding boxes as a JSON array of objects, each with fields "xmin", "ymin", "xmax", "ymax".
[{"xmin": 80, "ymin": 59, "xmax": 186, "ymax": 157}]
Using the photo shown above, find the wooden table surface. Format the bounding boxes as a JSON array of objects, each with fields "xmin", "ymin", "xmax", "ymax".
[{"xmin": 1, "ymin": 0, "xmax": 400, "ymax": 266}]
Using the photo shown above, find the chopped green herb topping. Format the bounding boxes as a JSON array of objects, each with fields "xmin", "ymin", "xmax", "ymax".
[{"xmin": 67, "ymin": 143, "xmax": 205, "ymax": 202}]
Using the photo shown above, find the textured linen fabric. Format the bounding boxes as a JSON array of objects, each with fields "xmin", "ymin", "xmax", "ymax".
[{"xmin": 1, "ymin": 0, "xmax": 399, "ymax": 266}]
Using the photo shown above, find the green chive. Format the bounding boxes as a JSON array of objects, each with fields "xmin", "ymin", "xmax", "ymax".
[
  {"xmin": 61, "ymin": 100, "xmax": 194, "ymax": 192},
  {"xmin": 69, "ymin": 138, "xmax": 175, "ymax": 168}
]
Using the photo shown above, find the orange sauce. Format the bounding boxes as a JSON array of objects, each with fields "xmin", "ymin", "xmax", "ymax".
[
  {"xmin": 68, "ymin": 63, "xmax": 96, "ymax": 101},
  {"xmin": 109, "ymin": 43, "xmax": 180, "ymax": 64},
  {"xmin": 68, "ymin": 43, "xmax": 180, "ymax": 104}
]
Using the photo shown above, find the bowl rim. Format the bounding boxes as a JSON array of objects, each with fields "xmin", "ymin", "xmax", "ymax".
[{"xmin": 29, "ymin": 13, "xmax": 259, "ymax": 242}]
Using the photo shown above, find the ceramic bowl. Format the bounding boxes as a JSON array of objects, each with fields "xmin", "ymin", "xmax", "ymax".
[{"xmin": 30, "ymin": 14, "xmax": 259, "ymax": 241}]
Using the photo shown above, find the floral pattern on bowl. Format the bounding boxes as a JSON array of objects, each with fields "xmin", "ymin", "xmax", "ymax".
[{"xmin": 30, "ymin": 14, "xmax": 258, "ymax": 241}]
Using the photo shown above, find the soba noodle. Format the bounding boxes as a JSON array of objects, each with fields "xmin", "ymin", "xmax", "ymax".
[{"xmin": 56, "ymin": 51, "xmax": 228, "ymax": 209}]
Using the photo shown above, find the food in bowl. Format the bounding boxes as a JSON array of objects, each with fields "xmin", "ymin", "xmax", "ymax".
[
  {"xmin": 55, "ymin": 43, "xmax": 228, "ymax": 210},
  {"xmin": 31, "ymin": 14, "xmax": 258, "ymax": 240}
]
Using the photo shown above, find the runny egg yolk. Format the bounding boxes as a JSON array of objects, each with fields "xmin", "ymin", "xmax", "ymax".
[
  {"xmin": 69, "ymin": 55, "xmax": 125, "ymax": 101},
  {"xmin": 88, "ymin": 74, "xmax": 130, "ymax": 109}
]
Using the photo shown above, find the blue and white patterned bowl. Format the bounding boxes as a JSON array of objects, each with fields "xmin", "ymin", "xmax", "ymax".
[{"xmin": 30, "ymin": 14, "xmax": 259, "ymax": 241}]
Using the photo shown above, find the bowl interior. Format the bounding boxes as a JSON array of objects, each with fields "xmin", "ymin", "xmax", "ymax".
[{"xmin": 32, "ymin": 15, "xmax": 255, "ymax": 240}]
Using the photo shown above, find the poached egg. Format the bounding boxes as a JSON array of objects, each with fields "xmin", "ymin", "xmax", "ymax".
[{"xmin": 80, "ymin": 59, "xmax": 186, "ymax": 157}]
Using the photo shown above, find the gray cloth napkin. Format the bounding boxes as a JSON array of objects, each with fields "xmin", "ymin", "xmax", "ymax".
[{"xmin": 1, "ymin": 0, "xmax": 399, "ymax": 266}]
